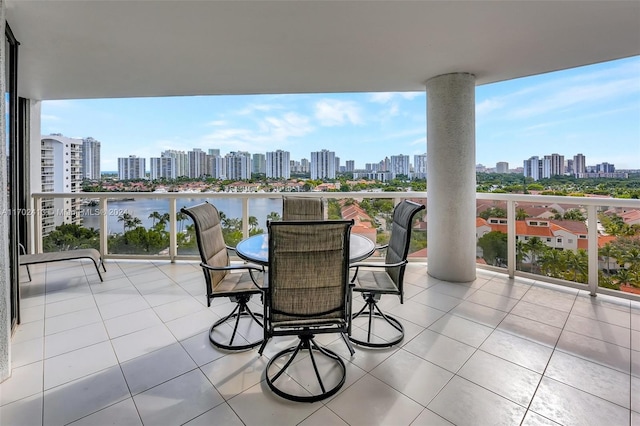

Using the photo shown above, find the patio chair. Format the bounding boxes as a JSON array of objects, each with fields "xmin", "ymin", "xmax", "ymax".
[
  {"xmin": 181, "ymin": 202, "xmax": 265, "ymax": 351},
  {"xmin": 258, "ymin": 219, "xmax": 355, "ymax": 402},
  {"xmin": 282, "ymin": 196, "xmax": 324, "ymax": 220},
  {"xmin": 349, "ymin": 200, "xmax": 425, "ymax": 347}
]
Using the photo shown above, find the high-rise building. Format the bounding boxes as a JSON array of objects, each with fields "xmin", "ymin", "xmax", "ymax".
[
  {"xmin": 161, "ymin": 150, "xmax": 188, "ymax": 178},
  {"xmin": 225, "ymin": 151, "xmax": 251, "ymax": 180},
  {"xmin": 523, "ymin": 156, "xmax": 551, "ymax": 181},
  {"xmin": 188, "ymin": 148, "xmax": 207, "ymax": 178},
  {"xmin": 41, "ymin": 135, "xmax": 84, "ymax": 235},
  {"xmin": 208, "ymin": 155, "xmax": 225, "ymax": 179},
  {"xmin": 208, "ymin": 149, "xmax": 220, "ymax": 157},
  {"xmin": 266, "ymin": 150, "xmax": 290, "ymax": 179},
  {"xmin": 118, "ymin": 155, "xmax": 146, "ymax": 180},
  {"xmin": 252, "ymin": 153, "xmax": 266, "ymax": 175},
  {"xmin": 149, "ymin": 157, "xmax": 176, "ymax": 180},
  {"xmin": 390, "ymin": 154, "xmax": 411, "ymax": 179},
  {"xmin": 310, "ymin": 149, "xmax": 336, "ymax": 180},
  {"xmin": 300, "ymin": 158, "xmax": 310, "ymax": 174},
  {"xmin": 544, "ymin": 153, "xmax": 565, "ymax": 176},
  {"xmin": 346, "ymin": 160, "xmax": 355, "ymax": 172},
  {"xmin": 335, "ymin": 157, "xmax": 340, "ymax": 173},
  {"xmin": 573, "ymin": 153, "xmax": 586, "ymax": 176},
  {"xmin": 496, "ymin": 161, "xmax": 509, "ymax": 173},
  {"xmin": 414, "ymin": 154, "xmax": 427, "ymax": 179},
  {"xmin": 81, "ymin": 137, "xmax": 101, "ymax": 180}
]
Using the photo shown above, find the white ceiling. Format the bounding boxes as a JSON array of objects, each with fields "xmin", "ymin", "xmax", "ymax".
[{"xmin": 6, "ymin": 1, "xmax": 640, "ymax": 100}]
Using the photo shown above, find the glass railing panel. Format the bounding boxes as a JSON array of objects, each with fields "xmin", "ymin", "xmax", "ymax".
[
  {"xmin": 476, "ymin": 198, "xmax": 509, "ymax": 270},
  {"xmin": 513, "ymin": 201, "xmax": 589, "ymax": 289},
  {"xmin": 247, "ymin": 197, "xmax": 280, "ymax": 235},
  {"xmin": 102, "ymin": 197, "xmax": 171, "ymax": 255},
  {"xmin": 42, "ymin": 196, "xmax": 101, "ymax": 253},
  {"xmin": 405, "ymin": 196, "xmax": 427, "ymax": 259},
  {"xmin": 176, "ymin": 197, "xmax": 245, "ymax": 254},
  {"xmin": 597, "ymin": 204, "xmax": 640, "ymax": 294}
]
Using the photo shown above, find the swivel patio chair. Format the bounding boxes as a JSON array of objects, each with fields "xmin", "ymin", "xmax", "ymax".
[
  {"xmin": 258, "ymin": 219, "xmax": 355, "ymax": 402},
  {"xmin": 282, "ymin": 196, "xmax": 325, "ymax": 220},
  {"xmin": 181, "ymin": 202, "xmax": 264, "ymax": 351},
  {"xmin": 349, "ymin": 200, "xmax": 425, "ymax": 348}
]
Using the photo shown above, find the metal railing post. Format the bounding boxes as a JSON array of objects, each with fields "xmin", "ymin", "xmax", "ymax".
[
  {"xmin": 507, "ymin": 200, "xmax": 516, "ymax": 278},
  {"xmin": 169, "ymin": 198, "xmax": 177, "ymax": 262},
  {"xmin": 242, "ymin": 197, "xmax": 249, "ymax": 239},
  {"xmin": 99, "ymin": 197, "xmax": 108, "ymax": 256},
  {"xmin": 587, "ymin": 205, "xmax": 599, "ymax": 296},
  {"xmin": 34, "ymin": 195, "xmax": 42, "ymax": 253}
]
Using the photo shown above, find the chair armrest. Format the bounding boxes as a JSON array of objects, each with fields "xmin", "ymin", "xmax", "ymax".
[
  {"xmin": 349, "ymin": 260, "xmax": 408, "ymax": 283},
  {"xmin": 200, "ymin": 262, "xmax": 265, "ymax": 290},
  {"xmin": 18, "ymin": 243, "xmax": 26, "ymax": 255},
  {"xmin": 199, "ymin": 262, "xmax": 263, "ymax": 273},
  {"xmin": 375, "ymin": 243, "xmax": 389, "ymax": 251}
]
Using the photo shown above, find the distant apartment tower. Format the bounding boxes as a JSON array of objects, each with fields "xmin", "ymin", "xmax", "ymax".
[
  {"xmin": 389, "ymin": 154, "xmax": 411, "ymax": 179},
  {"xmin": 208, "ymin": 149, "xmax": 220, "ymax": 157},
  {"xmin": 81, "ymin": 137, "xmax": 101, "ymax": 180},
  {"xmin": 310, "ymin": 149, "xmax": 336, "ymax": 180},
  {"xmin": 523, "ymin": 156, "xmax": 551, "ymax": 181},
  {"xmin": 252, "ymin": 153, "xmax": 266, "ymax": 174},
  {"xmin": 118, "ymin": 155, "xmax": 146, "ymax": 180},
  {"xmin": 188, "ymin": 148, "xmax": 207, "ymax": 178},
  {"xmin": 573, "ymin": 153, "xmax": 586, "ymax": 176},
  {"xmin": 345, "ymin": 160, "xmax": 355, "ymax": 172},
  {"xmin": 544, "ymin": 153, "xmax": 565, "ymax": 176},
  {"xmin": 414, "ymin": 154, "xmax": 427, "ymax": 179},
  {"xmin": 41, "ymin": 135, "xmax": 84, "ymax": 236},
  {"xmin": 266, "ymin": 150, "xmax": 290, "ymax": 179},
  {"xmin": 149, "ymin": 157, "xmax": 176, "ymax": 180},
  {"xmin": 496, "ymin": 161, "xmax": 509, "ymax": 173},
  {"xmin": 300, "ymin": 158, "xmax": 310, "ymax": 174},
  {"xmin": 161, "ymin": 150, "xmax": 188, "ymax": 177},
  {"xmin": 208, "ymin": 154, "xmax": 225, "ymax": 179},
  {"xmin": 335, "ymin": 157, "xmax": 340, "ymax": 173},
  {"xmin": 225, "ymin": 151, "xmax": 251, "ymax": 180},
  {"xmin": 597, "ymin": 162, "xmax": 615, "ymax": 173}
]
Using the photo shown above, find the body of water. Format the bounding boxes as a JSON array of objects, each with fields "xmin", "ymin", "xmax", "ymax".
[{"xmin": 82, "ymin": 197, "xmax": 283, "ymax": 234}]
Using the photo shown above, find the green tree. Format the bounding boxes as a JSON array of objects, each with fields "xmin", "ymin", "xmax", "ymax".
[
  {"xmin": 524, "ymin": 236, "xmax": 546, "ymax": 274},
  {"xmin": 267, "ymin": 211, "xmax": 282, "ymax": 222},
  {"xmin": 515, "ymin": 208, "xmax": 528, "ymax": 220},
  {"xmin": 477, "ymin": 231, "xmax": 508, "ymax": 266},
  {"xmin": 148, "ymin": 211, "xmax": 162, "ymax": 227},
  {"xmin": 565, "ymin": 249, "xmax": 588, "ymax": 283}
]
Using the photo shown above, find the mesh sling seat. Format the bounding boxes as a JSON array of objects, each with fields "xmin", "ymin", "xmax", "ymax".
[
  {"xmin": 182, "ymin": 202, "xmax": 264, "ymax": 351},
  {"xmin": 258, "ymin": 220, "xmax": 355, "ymax": 402},
  {"xmin": 282, "ymin": 196, "xmax": 324, "ymax": 221},
  {"xmin": 349, "ymin": 200, "xmax": 425, "ymax": 348}
]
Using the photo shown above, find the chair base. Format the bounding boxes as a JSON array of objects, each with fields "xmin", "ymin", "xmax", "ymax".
[
  {"xmin": 349, "ymin": 294, "xmax": 404, "ymax": 348},
  {"xmin": 265, "ymin": 333, "xmax": 346, "ymax": 402},
  {"xmin": 209, "ymin": 295, "xmax": 264, "ymax": 351}
]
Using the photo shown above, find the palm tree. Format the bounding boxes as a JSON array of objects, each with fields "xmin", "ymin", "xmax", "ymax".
[
  {"xmin": 267, "ymin": 211, "xmax": 281, "ymax": 222},
  {"xmin": 623, "ymin": 248, "xmax": 640, "ymax": 274},
  {"xmin": 525, "ymin": 236, "xmax": 546, "ymax": 274},
  {"xmin": 127, "ymin": 215, "xmax": 142, "ymax": 230},
  {"xmin": 148, "ymin": 211, "xmax": 162, "ymax": 226},
  {"xmin": 248, "ymin": 216, "xmax": 258, "ymax": 231},
  {"xmin": 566, "ymin": 249, "xmax": 588, "ymax": 283},
  {"xmin": 515, "ymin": 239, "xmax": 527, "ymax": 271},
  {"xmin": 598, "ymin": 243, "xmax": 617, "ymax": 275},
  {"xmin": 176, "ymin": 211, "xmax": 188, "ymax": 233},
  {"xmin": 515, "ymin": 208, "xmax": 528, "ymax": 220},
  {"xmin": 118, "ymin": 212, "xmax": 133, "ymax": 233},
  {"xmin": 539, "ymin": 248, "xmax": 565, "ymax": 278}
]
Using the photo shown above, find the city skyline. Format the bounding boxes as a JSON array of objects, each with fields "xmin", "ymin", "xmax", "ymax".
[{"xmin": 41, "ymin": 56, "xmax": 640, "ymax": 171}]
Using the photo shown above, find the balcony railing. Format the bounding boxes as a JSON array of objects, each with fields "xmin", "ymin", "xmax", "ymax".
[{"xmin": 29, "ymin": 191, "xmax": 640, "ymax": 300}]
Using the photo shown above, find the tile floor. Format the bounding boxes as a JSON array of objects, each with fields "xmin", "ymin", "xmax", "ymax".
[{"xmin": 1, "ymin": 259, "xmax": 639, "ymax": 425}]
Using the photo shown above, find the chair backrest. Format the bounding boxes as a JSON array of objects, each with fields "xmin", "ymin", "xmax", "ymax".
[
  {"xmin": 385, "ymin": 200, "xmax": 426, "ymax": 288},
  {"xmin": 267, "ymin": 220, "xmax": 353, "ymax": 326},
  {"xmin": 181, "ymin": 202, "xmax": 230, "ymax": 289},
  {"xmin": 282, "ymin": 196, "xmax": 324, "ymax": 221}
]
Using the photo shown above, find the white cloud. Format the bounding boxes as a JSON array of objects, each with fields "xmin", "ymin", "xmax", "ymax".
[
  {"xmin": 314, "ymin": 99, "xmax": 363, "ymax": 126},
  {"xmin": 476, "ymin": 98, "xmax": 505, "ymax": 117},
  {"xmin": 369, "ymin": 92, "xmax": 422, "ymax": 104},
  {"xmin": 206, "ymin": 120, "xmax": 227, "ymax": 127},
  {"xmin": 236, "ymin": 103, "xmax": 284, "ymax": 115},
  {"xmin": 41, "ymin": 114, "xmax": 61, "ymax": 122}
]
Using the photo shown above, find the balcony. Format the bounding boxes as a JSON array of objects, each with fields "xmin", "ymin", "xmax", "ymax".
[{"xmin": 1, "ymin": 257, "xmax": 637, "ymax": 425}]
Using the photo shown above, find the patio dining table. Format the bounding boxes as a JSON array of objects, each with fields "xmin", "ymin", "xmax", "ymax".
[{"xmin": 235, "ymin": 232, "xmax": 376, "ymax": 266}]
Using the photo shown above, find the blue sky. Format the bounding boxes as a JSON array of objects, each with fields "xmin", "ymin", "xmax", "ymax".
[{"xmin": 42, "ymin": 56, "xmax": 640, "ymax": 172}]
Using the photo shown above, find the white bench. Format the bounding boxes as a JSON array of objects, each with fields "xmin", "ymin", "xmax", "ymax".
[{"xmin": 19, "ymin": 248, "xmax": 105, "ymax": 282}]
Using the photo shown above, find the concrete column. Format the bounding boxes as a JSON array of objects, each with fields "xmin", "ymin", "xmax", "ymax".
[
  {"xmin": 426, "ymin": 73, "xmax": 477, "ymax": 282},
  {"xmin": 0, "ymin": 0, "xmax": 10, "ymax": 381}
]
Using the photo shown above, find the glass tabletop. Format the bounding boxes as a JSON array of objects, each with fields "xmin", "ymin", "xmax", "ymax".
[{"xmin": 235, "ymin": 233, "xmax": 376, "ymax": 266}]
